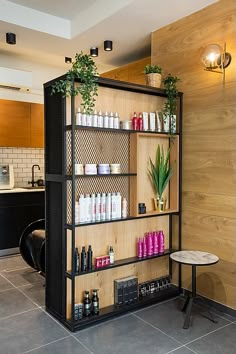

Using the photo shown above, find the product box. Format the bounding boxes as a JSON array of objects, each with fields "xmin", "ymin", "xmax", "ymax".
[
  {"xmin": 114, "ymin": 276, "xmax": 138, "ymax": 305},
  {"xmin": 149, "ymin": 112, "xmax": 156, "ymax": 131},
  {"xmin": 138, "ymin": 275, "xmax": 171, "ymax": 297},
  {"xmin": 142, "ymin": 112, "xmax": 149, "ymax": 131}
]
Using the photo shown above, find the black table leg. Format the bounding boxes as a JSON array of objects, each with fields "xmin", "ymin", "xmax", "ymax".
[{"xmin": 183, "ymin": 265, "xmax": 196, "ymax": 329}]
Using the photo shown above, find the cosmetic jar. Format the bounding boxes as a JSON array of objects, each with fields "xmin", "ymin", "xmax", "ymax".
[
  {"xmin": 98, "ymin": 163, "xmax": 110, "ymax": 175},
  {"xmin": 84, "ymin": 164, "xmax": 97, "ymax": 175},
  {"xmin": 110, "ymin": 163, "xmax": 121, "ymax": 174},
  {"xmin": 120, "ymin": 120, "xmax": 132, "ymax": 130},
  {"xmin": 75, "ymin": 163, "xmax": 84, "ymax": 175}
]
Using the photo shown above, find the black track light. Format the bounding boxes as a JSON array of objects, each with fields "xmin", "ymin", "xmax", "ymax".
[
  {"xmin": 65, "ymin": 57, "xmax": 72, "ymax": 64},
  {"xmin": 104, "ymin": 40, "xmax": 113, "ymax": 51},
  {"xmin": 90, "ymin": 47, "xmax": 98, "ymax": 57},
  {"xmin": 6, "ymin": 32, "xmax": 16, "ymax": 45}
]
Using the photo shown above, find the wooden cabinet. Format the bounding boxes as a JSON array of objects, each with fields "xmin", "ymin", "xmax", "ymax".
[
  {"xmin": 0, "ymin": 99, "xmax": 31, "ymax": 147},
  {"xmin": 44, "ymin": 76, "xmax": 182, "ymax": 331},
  {"xmin": 0, "ymin": 191, "xmax": 45, "ymax": 256},
  {"xmin": 30, "ymin": 103, "xmax": 44, "ymax": 148},
  {"xmin": 0, "ymin": 99, "xmax": 44, "ymax": 148}
]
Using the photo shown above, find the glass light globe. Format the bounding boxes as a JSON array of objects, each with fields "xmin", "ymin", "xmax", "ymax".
[{"xmin": 201, "ymin": 44, "xmax": 223, "ymax": 69}]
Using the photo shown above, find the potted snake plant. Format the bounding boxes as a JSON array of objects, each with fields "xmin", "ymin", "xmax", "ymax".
[{"xmin": 148, "ymin": 144, "xmax": 175, "ymax": 211}]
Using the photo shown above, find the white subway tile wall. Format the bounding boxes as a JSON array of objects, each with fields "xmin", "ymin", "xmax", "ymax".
[{"xmin": 0, "ymin": 147, "xmax": 45, "ymax": 187}]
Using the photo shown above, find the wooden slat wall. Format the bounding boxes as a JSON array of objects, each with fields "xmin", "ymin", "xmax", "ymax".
[
  {"xmin": 101, "ymin": 57, "xmax": 150, "ymax": 85},
  {"xmin": 151, "ymin": 0, "xmax": 236, "ymax": 309}
]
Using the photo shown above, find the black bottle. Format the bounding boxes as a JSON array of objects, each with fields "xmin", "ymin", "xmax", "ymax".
[
  {"xmin": 92, "ymin": 289, "xmax": 99, "ymax": 315},
  {"xmin": 83, "ymin": 290, "xmax": 91, "ymax": 317},
  {"xmin": 87, "ymin": 245, "xmax": 93, "ymax": 271},
  {"xmin": 74, "ymin": 247, "xmax": 80, "ymax": 274},
  {"xmin": 81, "ymin": 246, "xmax": 87, "ymax": 272}
]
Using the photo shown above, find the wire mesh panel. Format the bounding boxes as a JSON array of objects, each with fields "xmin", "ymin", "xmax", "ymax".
[{"xmin": 74, "ymin": 129, "xmax": 130, "ymax": 172}]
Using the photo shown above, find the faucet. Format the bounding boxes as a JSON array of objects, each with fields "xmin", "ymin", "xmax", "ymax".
[{"xmin": 28, "ymin": 164, "xmax": 40, "ymax": 187}]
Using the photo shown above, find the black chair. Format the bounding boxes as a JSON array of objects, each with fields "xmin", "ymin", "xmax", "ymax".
[{"xmin": 19, "ymin": 218, "xmax": 45, "ymax": 275}]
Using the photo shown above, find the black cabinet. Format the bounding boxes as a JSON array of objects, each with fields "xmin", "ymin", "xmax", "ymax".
[{"xmin": 0, "ymin": 192, "xmax": 45, "ymax": 256}]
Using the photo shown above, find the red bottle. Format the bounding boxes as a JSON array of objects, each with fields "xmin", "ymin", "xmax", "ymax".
[
  {"xmin": 132, "ymin": 112, "xmax": 138, "ymax": 130},
  {"xmin": 138, "ymin": 112, "xmax": 143, "ymax": 131}
]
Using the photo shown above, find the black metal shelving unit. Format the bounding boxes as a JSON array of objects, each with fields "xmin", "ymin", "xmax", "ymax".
[{"xmin": 44, "ymin": 76, "xmax": 183, "ymax": 332}]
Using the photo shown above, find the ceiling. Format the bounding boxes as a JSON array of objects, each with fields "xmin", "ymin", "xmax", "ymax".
[{"xmin": 0, "ymin": 0, "xmax": 217, "ymax": 73}]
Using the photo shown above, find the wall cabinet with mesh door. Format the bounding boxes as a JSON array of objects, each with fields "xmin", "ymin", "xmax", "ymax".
[{"xmin": 44, "ymin": 76, "xmax": 182, "ymax": 332}]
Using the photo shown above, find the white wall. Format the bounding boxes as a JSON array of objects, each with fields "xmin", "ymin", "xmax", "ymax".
[{"xmin": 0, "ymin": 53, "xmax": 66, "ymax": 103}]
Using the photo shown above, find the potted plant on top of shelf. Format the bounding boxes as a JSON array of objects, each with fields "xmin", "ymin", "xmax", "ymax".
[
  {"xmin": 148, "ymin": 144, "xmax": 175, "ymax": 212},
  {"xmin": 51, "ymin": 52, "xmax": 99, "ymax": 114},
  {"xmin": 162, "ymin": 73, "xmax": 180, "ymax": 134},
  {"xmin": 144, "ymin": 64, "xmax": 162, "ymax": 88}
]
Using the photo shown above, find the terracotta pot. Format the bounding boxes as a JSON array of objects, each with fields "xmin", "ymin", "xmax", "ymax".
[{"xmin": 145, "ymin": 73, "xmax": 162, "ymax": 88}]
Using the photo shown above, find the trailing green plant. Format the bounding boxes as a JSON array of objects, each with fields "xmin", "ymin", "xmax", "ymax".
[
  {"xmin": 51, "ymin": 52, "xmax": 98, "ymax": 114},
  {"xmin": 144, "ymin": 64, "xmax": 162, "ymax": 74},
  {"xmin": 148, "ymin": 144, "xmax": 175, "ymax": 201},
  {"xmin": 162, "ymin": 73, "xmax": 180, "ymax": 134}
]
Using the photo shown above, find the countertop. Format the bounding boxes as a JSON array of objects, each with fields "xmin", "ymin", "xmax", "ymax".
[{"xmin": 0, "ymin": 187, "xmax": 45, "ymax": 194}]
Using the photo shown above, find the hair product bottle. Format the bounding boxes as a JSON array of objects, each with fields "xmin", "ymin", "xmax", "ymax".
[
  {"xmin": 109, "ymin": 246, "xmax": 115, "ymax": 264},
  {"xmin": 105, "ymin": 192, "xmax": 111, "ymax": 220},
  {"xmin": 81, "ymin": 246, "xmax": 87, "ymax": 271},
  {"xmin": 83, "ymin": 290, "xmax": 91, "ymax": 317},
  {"xmin": 158, "ymin": 230, "xmax": 165, "ymax": 253},
  {"xmin": 74, "ymin": 247, "xmax": 80, "ymax": 274},
  {"xmin": 92, "ymin": 289, "xmax": 99, "ymax": 315},
  {"xmin": 87, "ymin": 245, "xmax": 93, "ymax": 271}
]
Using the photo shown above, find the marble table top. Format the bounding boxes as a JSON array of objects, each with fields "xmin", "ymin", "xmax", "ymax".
[{"xmin": 170, "ymin": 250, "xmax": 219, "ymax": 266}]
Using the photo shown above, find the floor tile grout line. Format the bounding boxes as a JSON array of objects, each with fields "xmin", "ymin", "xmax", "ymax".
[
  {"xmin": 0, "ymin": 271, "xmax": 43, "ymax": 309},
  {"xmin": 193, "ymin": 302, "xmax": 234, "ymax": 323},
  {"xmin": 0, "ymin": 286, "xmax": 15, "ymax": 293},
  {"xmin": 1, "ymin": 265, "xmax": 30, "ymax": 273},
  {"xmin": 0, "ymin": 307, "xmax": 39, "ymax": 321},
  {"xmin": 39, "ymin": 307, "xmax": 72, "ymax": 335},
  {"xmin": 132, "ymin": 313, "xmax": 183, "ymax": 346},
  {"xmin": 184, "ymin": 321, "xmax": 234, "ymax": 347},
  {"xmin": 75, "ymin": 312, "xmax": 131, "ymax": 333},
  {"xmin": 166, "ymin": 344, "xmax": 198, "ymax": 354},
  {"xmin": 22, "ymin": 334, "xmax": 72, "ymax": 353},
  {"xmin": 71, "ymin": 334, "xmax": 94, "ymax": 353},
  {"xmin": 132, "ymin": 296, "xmax": 179, "ymax": 315}
]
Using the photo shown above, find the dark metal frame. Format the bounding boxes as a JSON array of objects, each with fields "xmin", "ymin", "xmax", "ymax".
[{"xmin": 44, "ymin": 76, "xmax": 183, "ymax": 332}]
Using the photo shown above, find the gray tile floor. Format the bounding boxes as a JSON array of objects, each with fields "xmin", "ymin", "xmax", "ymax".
[{"xmin": 0, "ymin": 254, "xmax": 235, "ymax": 354}]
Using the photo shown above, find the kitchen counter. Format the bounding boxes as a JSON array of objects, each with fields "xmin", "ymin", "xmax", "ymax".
[{"xmin": 0, "ymin": 187, "xmax": 45, "ymax": 194}]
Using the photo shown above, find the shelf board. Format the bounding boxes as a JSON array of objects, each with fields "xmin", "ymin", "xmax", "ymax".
[
  {"xmin": 66, "ymin": 209, "xmax": 179, "ymax": 229},
  {"xmin": 65, "ymin": 125, "xmax": 180, "ymax": 136},
  {"xmin": 66, "ymin": 249, "xmax": 175, "ymax": 278},
  {"xmin": 66, "ymin": 173, "xmax": 137, "ymax": 179},
  {"xmin": 71, "ymin": 285, "xmax": 180, "ymax": 331}
]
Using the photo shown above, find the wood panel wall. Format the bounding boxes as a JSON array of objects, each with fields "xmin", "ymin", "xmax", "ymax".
[
  {"xmin": 151, "ymin": 0, "xmax": 236, "ymax": 309},
  {"xmin": 101, "ymin": 57, "xmax": 150, "ymax": 85}
]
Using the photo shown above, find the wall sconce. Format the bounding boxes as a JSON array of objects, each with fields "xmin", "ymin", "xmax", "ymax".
[
  {"xmin": 104, "ymin": 40, "xmax": 113, "ymax": 51},
  {"xmin": 65, "ymin": 57, "xmax": 72, "ymax": 64},
  {"xmin": 201, "ymin": 43, "xmax": 231, "ymax": 73},
  {"xmin": 6, "ymin": 32, "xmax": 16, "ymax": 45},
  {"xmin": 90, "ymin": 47, "xmax": 98, "ymax": 57}
]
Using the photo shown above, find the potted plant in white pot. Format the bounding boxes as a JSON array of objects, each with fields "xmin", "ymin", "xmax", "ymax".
[
  {"xmin": 51, "ymin": 52, "xmax": 99, "ymax": 114},
  {"xmin": 162, "ymin": 73, "xmax": 180, "ymax": 134},
  {"xmin": 144, "ymin": 64, "xmax": 162, "ymax": 88},
  {"xmin": 148, "ymin": 144, "xmax": 175, "ymax": 212}
]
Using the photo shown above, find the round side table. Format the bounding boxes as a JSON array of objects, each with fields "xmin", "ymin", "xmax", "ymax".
[{"xmin": 170, "ymin": 250, "xmax": 219, "ymax": 329}]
